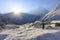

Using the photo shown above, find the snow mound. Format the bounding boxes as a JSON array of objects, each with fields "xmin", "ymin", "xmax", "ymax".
[
  {"xmin": 0, "ymin": 23, "xmax": 59, "ymax": 40},
  {"xmin": 0, "ymin": 21, "xmax": 60, "ymax": 40}
]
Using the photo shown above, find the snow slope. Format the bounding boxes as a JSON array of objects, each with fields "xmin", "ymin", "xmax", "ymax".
[{"xmin": 0, "ymin": 22, "xmax": 60, "ymax": 40}]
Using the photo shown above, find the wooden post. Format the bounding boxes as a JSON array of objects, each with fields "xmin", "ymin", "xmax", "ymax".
[{"xmin": 42, "ymin": 23, "xmax": 45, "ymax": 29}]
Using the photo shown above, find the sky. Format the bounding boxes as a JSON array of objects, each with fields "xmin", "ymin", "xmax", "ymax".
[{"xmin": 0, "ymin": 0, "xmax": 60, "ymax": 13}]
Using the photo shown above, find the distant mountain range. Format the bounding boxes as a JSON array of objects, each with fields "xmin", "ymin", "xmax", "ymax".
[
  {"xmin": 29, "ymin": 7, "xmax": 49, "ymax": 17},
  {"xmin": 0, "ymin": 7, "xmax": 49, "ymax": 25}
]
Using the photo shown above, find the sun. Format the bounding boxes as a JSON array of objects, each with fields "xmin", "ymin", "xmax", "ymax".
[
  {"xmin": 13, "ymin": 8, "xmax": 20, "ymax": 15},
  {"xmin": 11, "ymin": 6, "xmax": 22, "ymax": 16},
  {"xmin": 9, "ymin": 4, "xmax": 23, "ymax": 16},
  {"xmin": 12, "ymin": 7, "xmax": 21, "ymax": 15}
]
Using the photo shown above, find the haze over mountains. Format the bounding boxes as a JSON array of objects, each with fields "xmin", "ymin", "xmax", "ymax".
[
  {"xmin": 0, "ymin": 4, "xmax": 60, "ymax": 25},
  {"xmin": 29, "ymin": 7, "xmax": 49, "ymax": 16},
  {"xmin": 0, "ymin": 7, "xmax": 49, "ymax": 25}
]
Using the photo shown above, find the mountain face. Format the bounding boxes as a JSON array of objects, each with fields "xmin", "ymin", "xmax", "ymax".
[
  {"xmin": 0, "ymin": 13, "xmax": 40, "ymax": 25},
  {"xmin": 0, "ymin": 7, "xmax": 49, "ymax": 25}
]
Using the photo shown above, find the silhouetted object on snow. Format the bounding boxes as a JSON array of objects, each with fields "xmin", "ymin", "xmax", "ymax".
[{"xmin": 42, "ymin": 23, "xmax": 45, "ymax": 29}]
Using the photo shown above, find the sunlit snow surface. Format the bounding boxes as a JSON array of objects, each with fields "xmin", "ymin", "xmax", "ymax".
[{"xmin": 0, "ymin": 23, "xmax": 60, "ymax": 40}]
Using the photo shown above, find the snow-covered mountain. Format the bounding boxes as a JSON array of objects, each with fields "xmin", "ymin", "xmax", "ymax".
[
  {"xmin": 0, "ymin": 4, "xmax": 60, "ymax": 40},
  {"xmin": 41, "ymin": 4, "xmax": 60, "ymax": 22},
  {"xmin": 0, "ymin": 7, "xmax": 49, "ymax": 25},
  {"xmin": 29, "ymin": 7, "xmax": 49, "ymax": 17},
  {"xmin": 0, "ymin": 13, "xmax": 40, "ymax": 25}
]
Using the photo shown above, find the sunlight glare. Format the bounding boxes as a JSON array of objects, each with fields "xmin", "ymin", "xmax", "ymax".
[{"xmin": 11, "ymin": 6, "xmax": 22, "ymax": 16}]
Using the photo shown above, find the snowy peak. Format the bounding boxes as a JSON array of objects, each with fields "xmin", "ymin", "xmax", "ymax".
[
  {"xmin": 41, "ymin": 4, "xmax": 60, "ymax": 22},
  {"xmin": 29, "ymin": 7, "xmax": 49, "ymax": 16},
  {"xmin": 56, "ymin": 4, "xmax": 60, "ymax": 10}
]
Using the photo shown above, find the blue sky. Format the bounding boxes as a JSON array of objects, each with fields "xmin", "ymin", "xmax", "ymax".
[{"xmin": 0, "ymin": 0, "xmax": 60, "ymax": 13}]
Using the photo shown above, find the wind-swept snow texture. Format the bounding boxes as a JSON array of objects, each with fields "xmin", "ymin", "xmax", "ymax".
[
  {"xmin": 0, "ymin": 23, "xmax": 60, "ymax": 40},
  {"xmin": 0, "ymin": 4, "xmax": 60, "ymax": 40},
  {"xmin": 41, "ymin": 4, "xmax": 60, "ymax": 22}
]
